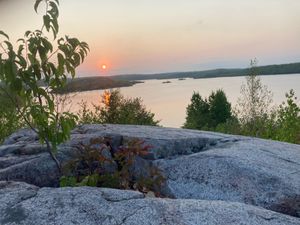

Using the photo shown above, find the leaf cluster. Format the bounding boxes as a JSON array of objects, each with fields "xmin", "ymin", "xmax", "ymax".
[{"xmin": 0, "ymin": 0, "xmax": 89, "ymax": 157}]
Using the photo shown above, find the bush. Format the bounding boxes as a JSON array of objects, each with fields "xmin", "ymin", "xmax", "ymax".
[
  {"xmin": 272, "ymin": 90, "xmax": 300, "ymax": 144},
  {"xmin": 183, "ymin": 89, "xmax": 232, "ymax": 130},
  {"xmin": 77, "ymin": 89, "xmax": 159, "ymax": 126},
  {"xmin": 60, "ymin": 137, "xmax": 165, "ymax": 196}
]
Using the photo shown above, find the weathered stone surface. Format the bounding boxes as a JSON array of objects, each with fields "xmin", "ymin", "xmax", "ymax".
[
  {"xmin": 154, "ymin": 138, "xmax": 300, "ymax": 217},
  {"xmin": 0, "ymin": 181, "xmax": 299, "ymax": 225},
  {"xmin": 0, "ymin": 124, "xmax": 300, "ymax": 218}
]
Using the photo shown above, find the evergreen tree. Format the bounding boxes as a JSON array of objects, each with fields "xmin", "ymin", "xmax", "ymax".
[
  {"xmin": 209, "ymin": 90, "xmax": 232, "ymax": 128},
  {"xmin": 184, "ymin": 90, "xmax": 232, "ymax": 130}
]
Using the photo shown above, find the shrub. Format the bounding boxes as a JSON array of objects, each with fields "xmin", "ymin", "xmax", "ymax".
[
  {"xmin": 273, "ymin": 90, "xmax": 300, "ymax": 144},
  {"xmin": 60, "ymin": 137, "xmax": 165, "ymax": 196},
  {"xmin": 77, "ymin": 89, "xmax": 159, "ymax": 126}
]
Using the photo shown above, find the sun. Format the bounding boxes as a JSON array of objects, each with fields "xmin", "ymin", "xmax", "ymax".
[{"xmin": 101, "ymin": 64, "xmax": 107, "ymax": 70}]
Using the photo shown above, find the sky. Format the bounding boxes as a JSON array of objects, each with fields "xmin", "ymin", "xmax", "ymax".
[{"xmin": 0, "ymin": 0, "xmax": 300, "ymax": 76}]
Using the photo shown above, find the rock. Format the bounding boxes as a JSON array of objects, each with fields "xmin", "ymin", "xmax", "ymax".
[
  {"xmin": 0, "ymin": 181, "xmax": 299, "ymax": 225},
  {"xmin": 0, "ymin": 124, "xmax": 300, "ymax": 218},
  {"xmin": 154, "ymin": 137, "xmax": 300, "ymax": 217}
]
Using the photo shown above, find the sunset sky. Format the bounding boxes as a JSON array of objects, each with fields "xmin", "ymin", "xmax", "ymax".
[{"xmin": 0, "ymin": 0, "xmax": 299, "ymax": 76}]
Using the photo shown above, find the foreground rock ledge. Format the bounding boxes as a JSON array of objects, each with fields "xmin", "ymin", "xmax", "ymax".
[
  {"xmin": 0, "ymin": 124, "xmax": 300, "ymax": 218},
  {"xmin": 0, "ymin": 181, "xmax": 299, "ymax": 225}
]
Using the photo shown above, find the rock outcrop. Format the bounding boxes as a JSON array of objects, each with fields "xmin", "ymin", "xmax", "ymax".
[
  {"xmin": 1, "ymin": 181, "xmax": 299, "ymax": 225},
  {"xmin": 0, "ymin": 124, "xmax": 300, "ymax": 219}
]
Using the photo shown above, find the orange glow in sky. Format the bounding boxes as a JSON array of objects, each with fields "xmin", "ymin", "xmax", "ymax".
[{"xmin": 1, "ymin": 0, "xmax": 299, "ymax": 76}]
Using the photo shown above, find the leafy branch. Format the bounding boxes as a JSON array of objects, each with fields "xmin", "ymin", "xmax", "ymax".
[{"xmin": 0, "ymin": 0, "xmax": 89, "ymax": 173}]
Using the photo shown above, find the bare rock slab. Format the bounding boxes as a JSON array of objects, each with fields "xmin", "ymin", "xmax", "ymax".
[
  {"xmin": 0, "ymin": 181, "xmax": 299, "ymax": 225},
  {"xmin": 0, "ymin": 124, "xmax": 300, "ymax": 218}
]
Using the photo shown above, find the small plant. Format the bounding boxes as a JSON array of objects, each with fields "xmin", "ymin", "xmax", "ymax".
[{"xmin": 60, "ymin": 137, "xmax": 165, "ymax": 196}]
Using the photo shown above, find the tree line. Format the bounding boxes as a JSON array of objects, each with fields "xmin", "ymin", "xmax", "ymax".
[{"xmin": 184, "ymin": 59, "xmax": 300, "ymax": 144}]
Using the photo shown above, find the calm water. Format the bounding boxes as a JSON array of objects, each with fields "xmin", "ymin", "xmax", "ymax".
[{"xmin": 69, "ymin": 74, "xmax": 300, "ymax": 128}]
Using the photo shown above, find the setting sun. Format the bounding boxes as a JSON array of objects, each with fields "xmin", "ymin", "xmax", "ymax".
[{"xmin": 101, "ymin": 64, "xmax": 107, "ymax": 70}]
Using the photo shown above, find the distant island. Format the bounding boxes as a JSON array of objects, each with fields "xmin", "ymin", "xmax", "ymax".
[
  {"xmin": 54, "ymin": 77, "xmax": 139, "ymax": 94},
  {"xmin": 111, "ymin": 62, "xmax": 300, "ymax": 81}
]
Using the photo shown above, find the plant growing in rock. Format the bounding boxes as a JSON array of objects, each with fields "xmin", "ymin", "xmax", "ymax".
[
  {"xmin": 0, "ymin": 0, "xmax": 89, "ymax": 171},
  {"xmin": 60, "ymin": 137, "xmax": 165, "ymax": 196}
]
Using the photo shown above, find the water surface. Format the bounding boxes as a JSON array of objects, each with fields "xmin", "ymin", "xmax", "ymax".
[{"xmin": 69, "ymin": 74, "xmax": 300, "ymax": 128}]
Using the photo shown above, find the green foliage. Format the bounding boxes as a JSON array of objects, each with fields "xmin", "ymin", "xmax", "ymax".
[
  {"xmin": 272, "ymin": 90, "xmax": 300, "ymax": 143},
  {"xmin": 183, "ymin": 92, "xmax": 209, "ymax": 129},
  {"xmin": 236, "ymin": 59, "xmax": 273, "ymax": 137},
  {"xmin": 77, "ymin": 89, "xmax": 159, "ymax": 126},
  {"xmin": 184, "ymin": 89, "xmax": 232, "ymax": 130},
  {"xmin": 0, "ymin": 0, "xmax": 89, "ymax": 170},
  {"xmin": 0, "ymin": 88, "xmax": 24, "ymax": 143},
  {"xmin": 209, "ymin": 90, "xmax": 232, "ymax": 128},
  {"xmin": 60, "ymin": 137, "xmax": 165, "ymax": 195},
  {"xmin": 215, "ymin": 116, "xmax": 241, "ymax": 134}
]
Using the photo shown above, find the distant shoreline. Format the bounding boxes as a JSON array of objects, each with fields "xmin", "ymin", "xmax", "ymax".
[
  {"xmin": 110, "ymin": 62, "xmax": 300, "ymax": 81},
  {"xmin": 54, "ymin": 62, "xmax": 300, "ymax": 93}
]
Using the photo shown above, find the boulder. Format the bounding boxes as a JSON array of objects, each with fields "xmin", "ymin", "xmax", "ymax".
[
  {"xmin": 0, "ymin": 124, "xmax": 300, "ymax": 217},
  {"xmin": 0, "ymin": 181, "xmax": 299, "ymax": 225}
]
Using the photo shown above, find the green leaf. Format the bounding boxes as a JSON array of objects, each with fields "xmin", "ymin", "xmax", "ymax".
[
  {"xmin": 73, "ymin": 53, "xmax": 80, "ymax": 67},
  {"xmin": 51, "ymin": 17, "xmax": 59, "ymax": 34},
  {"xmin": 68, "ymin": 38, "xmax": 80, "ymax": 49},
  {"xmin": 49, "ymin": 1, "xmax": 59, "ymax": 18},
  {"xmin": 57, "ymin": 53, "xmax": 65, "ymax": 75},
  {"xmin": 43, "ymin": 15, "xmax": 51, "ymax": 32},
  {"xmin": 34, "ymin": 0, "xmax": 43, "ymax": 13},
  {"xmin": 16, "ymin": 55, "xmax": 27, "ymax": 68},
  {"xmin": 41, "ymin": 38, "xmax": 53, "ymax": 52},
  {"xmin": 25, "ymin": 31, "xmax": 32, "ymax": 37},
  {"xmin": 17, "ymin": 45, "xmax": 24, "ymax": 55},
  {"xmin": 0, "ymin": 30, "xmax": 9, "ymax": 40},
  {"xmin": 17, "ymin": 38, "xmax": 25, "ymax": 44},
  {"xmin": 3, "ymin": 41, "xmax": 13, "ymax": 51}
]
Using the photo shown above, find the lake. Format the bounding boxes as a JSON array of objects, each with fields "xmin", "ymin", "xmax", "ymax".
[{"xmin": 68, "ymin": 74, "xmax": 300, "ymax": 128}]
